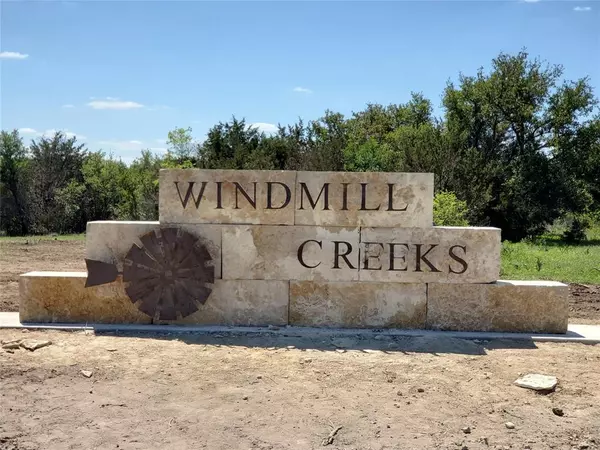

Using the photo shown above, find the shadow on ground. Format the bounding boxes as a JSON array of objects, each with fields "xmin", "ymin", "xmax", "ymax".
[{"xmin": 92, "ymin": 328, "xmax": 539, "ymax": 356}]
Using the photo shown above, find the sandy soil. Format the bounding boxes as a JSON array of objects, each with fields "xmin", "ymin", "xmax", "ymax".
[
  {"xmin": 1, "ymin": 329, "xmax": 599, "ymax": 450},
  {"xmin": 1, "ymin": 239, "xmax": 599, "ymax": 324}
]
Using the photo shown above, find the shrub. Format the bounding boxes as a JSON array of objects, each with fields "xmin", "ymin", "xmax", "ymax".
[{"xmin": 433, "ymin": 191, "xmax": 469, "ymax": 226}]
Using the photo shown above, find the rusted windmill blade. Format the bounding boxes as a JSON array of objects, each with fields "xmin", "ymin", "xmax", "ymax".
[{"xmin": 123, "ymin": 227, "xmax": 215, "ymax": 320}]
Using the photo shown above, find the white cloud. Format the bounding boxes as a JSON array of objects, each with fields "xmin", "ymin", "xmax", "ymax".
[
  {"xmin": 293, "ymin": 86, "xmax": 313, "ymax": 94},
  {"xmin": 250, "ymin": 122, "xmax": 278, "ymax": 134},
  {"xmin": 96, "ymin": 140, "xmax": 146, "ymax": 152},
  {"xmin": 522, "ymin": 0, "xmax": 541, "ymax": 3},
  {"xmin": 87, "ymin": 98, "xmax": 145, "ymax": 110},
  {"xmin": 62, "ymin": 104, "xmax": 75, "ymax": 108},
  {"xmin": 17, "ymin": 128, "xmax": 84, "ymax": 139},
  {"xmin": 573, "ymin": 6, "xmax": 592, "ymax": 11},
  {"xmin": 0, "ymin": 51, "xmax": 29, "ymax": 60}
]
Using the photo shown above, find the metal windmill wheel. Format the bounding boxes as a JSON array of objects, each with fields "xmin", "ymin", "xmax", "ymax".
[
  {"xmin": 85, "ymin": 227, "xmax": 215, "ymax": 321},
  {"xmin": 123, "ymin": 228, "xmax": 215, "ymax": 320}
]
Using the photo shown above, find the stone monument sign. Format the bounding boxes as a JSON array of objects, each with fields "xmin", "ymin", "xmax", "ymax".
[{"xmin": 19, "ymin": 169, "xmax": 569, "ymax": 333}]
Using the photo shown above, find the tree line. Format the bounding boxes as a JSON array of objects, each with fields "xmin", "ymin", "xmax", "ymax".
[{"xmin": 1, "ymin": 51, "xmax": 599, "ymax": 241}]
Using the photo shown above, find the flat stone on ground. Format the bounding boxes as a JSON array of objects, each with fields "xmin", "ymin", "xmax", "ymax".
[{"xmin": 514, "ymin": 374, "xmax": 558, "ymax": 392}]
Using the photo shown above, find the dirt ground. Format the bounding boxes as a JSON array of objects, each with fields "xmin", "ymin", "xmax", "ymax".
[
  {"xmin": 1, "ymin": 329, "xmax": 599, "ymax": 450},
  {"xmin": 1, "ymin": 239, "xmax": 599, "ymax": 323}
]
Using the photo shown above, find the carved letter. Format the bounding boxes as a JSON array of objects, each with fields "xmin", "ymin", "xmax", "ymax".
[
  {"xmin": 341, "ymin": 183, "xmax": 350, "ymax": 211},
  {"xmin": 449, "ymin": 245, "xmax": 468, "ymax": 274},
  {"xmin": 299, "ymin": 182, "xmax": 330, "ymax": 210},
  {"xmin": 215, "ymin": 181, "xmax": 223, "ymax": 209},
  {"xmin": 360, "ymin": 183, "xmax": 381, "ymax": 211},
  {"xmin": 297, "ymin": 240, "xmax": 322, "ymax": 269},
  {"xmin": 362, "ymin": 242, "xmax": 384, "ymax": 270},
  {"xmin": 234, "ymin": 182, "xmax": 257, "ymax": 209},
  {"xmin": 389, "ymin": 243, "xmax": 409, "ymax": 271},
  {"xmin": 175, "ymin": 181, "xmax": 208, "ymax": 209},
  {"xmin": 266, "ymin": 182, "xmax": 292, "ymax": 209},
  {"xmin": 387, "ymin": 183, "xmax": 408, "ymax": 211},
  {"xmin": 333, "ymin": 241, "xmax": 356, "ymax": 270},
  {"xmin": 415, "ymin": 244, "xmax": 441, "ymax": 272}
]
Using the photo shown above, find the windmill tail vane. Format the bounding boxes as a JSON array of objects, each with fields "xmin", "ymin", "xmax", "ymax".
[{"xmin": 85, "ymin": 259, "xmax": 121, "ymax": 288}]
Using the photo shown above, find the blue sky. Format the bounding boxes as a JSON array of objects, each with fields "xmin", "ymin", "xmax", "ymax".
[{"xmin": 2, "ymin": 0, "xmax": 598, "ymax": 163}]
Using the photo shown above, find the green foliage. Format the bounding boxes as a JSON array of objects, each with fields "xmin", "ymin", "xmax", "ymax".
[
  {"xmin": 433, "ymin": 192, "xmax": 469, "ymax": 226},
  {"xmin": 500, "ymin": 223, "xmax": 600, "ymax": 284},
  {"xmin": 0, "ymin": 50, "xmax": 599, "ymax": 242}
]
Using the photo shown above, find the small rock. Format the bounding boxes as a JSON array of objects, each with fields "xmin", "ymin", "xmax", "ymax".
[
  {"xmin": 256, "ymin": 375, "xmax": 262, "ymax": 379},
  {"xmin": 335, "ymin": 349, "xmax": 346, "ymax": 353},
  {"xmin": 2, "ymin": 342, "xmax": 21, "ymax": 350},
  {"xmin": 462, "ymin": 426, "xmax": 471, "ymax": 434},
  {"xmin": 505, "ymin": 422, "xmax": 515, "ymax": 430},
  {"xmin": 396, "ymin": 391, "xmax": 403, "ymax": 396},
  {"xmin": 286, "ymin": 345, "xmax": 295, "ymax": 350},
  {"xmin": 267, "ymin": 325, "xmax": 280, "ymax": 331},
  {"xmin": 578, "ymin": 442, "xmax": 590, "ymax": 449},
  {"xmin": 461, "ymin": 446, "xmax": 469, "ymax": 450},
  {"xmin": 514, "ymin": 374, "xmax": 558, "ymax": 392},
  {"xmin": 106, "ymin": 348, "xmax": 118, "ymax": 352},
  {"xmin": 267, "ymin": 347, "xmax": 276, "ymax": 350},
  {"xmin": 22, "ymin": 329, "xmax": 29, "ymax": 333},
  {"xmin": 242, "ymin": 396, "xmax": 249, "ymax": 400},
  {"xmin": 20, "ymin": 339, "xmax": 52, "ymax": 351},
  {"xmin": 417, "ymin": 388, "xmax": 425, "ymax": 393},
  {"xmin": 552, "ymin": 407, "xmax": 564, "ymax": 417},
  {"xmin": 81, "ymin": 370, "xmax": 93, "ymax": 378},
  {"xmin": 481, "ymin": 437, "xmax": 489, "ymax": 445}
]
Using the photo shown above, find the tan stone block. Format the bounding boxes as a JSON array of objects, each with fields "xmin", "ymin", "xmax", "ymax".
[
  {"xmin": 426, "ymin": 280, "xmax": 569, "ymax": 333},
  {"xmin": 294, "ymin": 171, "xmax": 433, "ymax": 227},
  {"xmin": 359, "ymin": 227, "xmax": 501, "ymax": 283},
  {"xmin": 86, "ymin": 221, "xmax": 223, "ymax": 278},
  {"xmin": 222, "ymin": 225, "xmax": 360, "ymax": 281},
  {"xmin": 19, "ymin": 272, "xmax": 151, "ymax": 324},
  {"xmin": 289, "ymin": 281, "xmax": 426, "ymax": 328},
  {"xmin": 159, "ymin": 169, "xmax": 297, "ymax": 225},
  {"xmin": 155, "ymin": 280, "xmax": 289, "ymax": 326}
]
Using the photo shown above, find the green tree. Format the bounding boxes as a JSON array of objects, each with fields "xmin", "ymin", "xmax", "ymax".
[
  {"xmin": 0, "ymin": 130, "xmax": 30, "ymax": 235},
  {"xmin": 443, "ymin": 50, "xmax": 599, "ymax": 240},
  {"xmin": 28, "ymin": 132, "xmax": 87, "ymax": 233},
  {"xmin": 433, "ymin": 191, "xmax": 469, "ymax": 226}
]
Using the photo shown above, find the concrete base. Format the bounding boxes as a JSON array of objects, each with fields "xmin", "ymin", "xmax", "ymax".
[{"xmin": 1, "ymin": 312, "xmax": 599, "ymax": 344}]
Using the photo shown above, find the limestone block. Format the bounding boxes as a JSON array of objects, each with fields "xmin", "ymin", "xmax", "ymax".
[
  {"xmin": 426, "ymin": 280, "xmax": 569, "ymax": 333},
  {"xmin": 86, "ymin": 221, "xmax": 223, "ymax": 278},
  {"xmin": 359, "ymin": 227, "xmax": 501, "ymax": 283},
  {"xmin": 289, "ymin": 281, "xmax": 426, "ymax": 328},
  {"xmin": 19, "ymin": 272, "xmax": 151, "ymax": 324},
  {"xmin": 159, "ymin": 169, "xmax": 297, "ymax": 225},
  {"xmin": 155, "ymin": 280, "xmax": 289, "ymax": 326},
  {"xmin": 295, "ymin": 171, "xmax": 433, "ymax": 227},
  {"xmin": 222, "ymin": 225, "xmax": 360, "ymax": 281}
]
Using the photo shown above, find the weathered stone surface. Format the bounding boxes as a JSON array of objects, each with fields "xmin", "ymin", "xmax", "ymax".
[
  {"xmin": 222, "ymin": 225, "xmax": 360, "ymax": 281},
  {"xmin": 19, "ymin": 272, "xmax": 151, "ymax": 324},
  {"xmin": 19, "ymin": 339, "xmax": 52, "ymax": 351},
  {"xmin": 86, "ymin": 221, "xmax": 223, "ymax": 278},
  {"xmin": 159, "ymin": 169, "xmax": 297, "ymax": 225},
  {"xmin": 294, "ymin": 171, "xmax": 433, "ymax": 227},
  {"xmin": 155, "ymin": 280, "xmax": 288, "ymax": 326},
  {"xmin": 359, "ymin": 227, "xmax": 501, "ymax": 283},
  {"xmin": 427, "ymin": 280, "xmax": 569, "ymax": 333},
  {"xmin": 289, "ymin": 281, "xmax": 426, "ymax": 328},
  {"xmin": 514, "ymin": 374, "xmax": 558, "ymax": 392}
]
